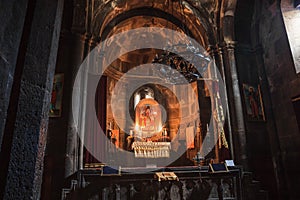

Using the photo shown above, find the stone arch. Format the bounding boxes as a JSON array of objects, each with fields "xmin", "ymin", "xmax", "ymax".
[{"xmin": 91, "ymin": 0, "xmax": 218, "ymax": 49}]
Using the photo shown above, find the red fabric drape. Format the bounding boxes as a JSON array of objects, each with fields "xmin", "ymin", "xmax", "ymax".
[{"xmin": 84, "ymin": 75, "xmax": 107, "ymax": 165}]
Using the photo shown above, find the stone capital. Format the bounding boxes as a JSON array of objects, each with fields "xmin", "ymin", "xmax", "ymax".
[{"xmin": 225, "ymin": 40, "xmax": 237, "ymax": 50}]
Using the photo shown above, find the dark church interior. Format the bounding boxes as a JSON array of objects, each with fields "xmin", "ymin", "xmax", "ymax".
[{"xmin": 0, "ymin": 0, "xmax": 300, "ymax": 199}]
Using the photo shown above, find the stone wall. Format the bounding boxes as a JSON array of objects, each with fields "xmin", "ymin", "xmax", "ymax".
[
  {"xmin": 259, "ymin": 1, "xmax": 300, "ymax": 199},
  {"xmin": 0, "ymin": 0, "xmax": 64, "ymax": 199},
  {"xmin": 235, "ymin": 0, "xmax": 300, "ymax": 199},
  {"xmin": 0, "ymin": 0, "xmax": 28, "ymax": 151}
]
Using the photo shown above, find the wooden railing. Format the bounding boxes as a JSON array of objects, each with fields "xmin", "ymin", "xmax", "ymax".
[{"xmin": 62, "ymin": 166, "xmax": 242, "ymax": 200}]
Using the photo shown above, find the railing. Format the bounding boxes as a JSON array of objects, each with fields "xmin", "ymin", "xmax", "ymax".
[{"xmin": 62, "ymin": 166, "xmax": 242, "ymax": 200}]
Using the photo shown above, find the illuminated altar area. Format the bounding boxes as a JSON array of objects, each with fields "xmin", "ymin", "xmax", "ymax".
[
  {"xmin": 78, "ymin": 41, "xmax": 231, "ymax": 168},
  {"xmin": 129, "ymin": 98, "xmax": 170, "ymax": 158},
  {"xmin": 78, "ymin": 5, "xmax": 231, "ymax": 169},
  {"xmin": 62, "ymin": 1, "xmax": 238, "ymax": 198},
  {"xmin": 101, "ymin": 67, "xmax": 205, "ymax": 165}
]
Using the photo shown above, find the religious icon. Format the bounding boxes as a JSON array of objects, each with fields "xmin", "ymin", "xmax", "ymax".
[
  {"xmin": 49, "ymin": 74, "xmax": 64, "ymax": 117},
  {"xmin": 242, "ymin": 84, "xmax": 265, "ymax": 121},
  {"xmin": 140, "ymin": 105, "xmax": 155, "ymax": 129},
  {"xmin": 135, "ymin": 99, "xmax": 162, "ymax": 137}
]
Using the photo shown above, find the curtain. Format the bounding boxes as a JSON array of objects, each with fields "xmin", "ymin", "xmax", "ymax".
[
  {"xmin": 84, "ymin": 75, "xmax": 107, "ymax": 165},
  {"xmin": 186, "ymin": 126, "xmax": 195, "ymax": 149}
]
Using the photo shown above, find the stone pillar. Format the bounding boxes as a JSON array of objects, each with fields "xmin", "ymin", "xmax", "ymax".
[
  {"xmin": 0, "ymin": 0, "xmax": 64, "ymax": 199},
  {"xmin": 206, "ymin": 46, "xmax": 220, "ymax": 162},
  {"xmin": 0, "ymin": 0, "xmax": 28, "ymax": 150},
  {"xmin": 223, "ymin": 41, "xmax": 248, "ymax": 168},
  {"xmin": 41, "ymin": 28, "xmax": 90, "ymax": 199},
  {"xmin": 216, "ymin": 45, "xmax": 235, "ymax": 160},
  {"xmin": 64, "ymin": 33, "xmax": 90, "ymax": 176},
  {"xmin": 62, "ymin": 0, "xmax": 91, "ymax": 181}
]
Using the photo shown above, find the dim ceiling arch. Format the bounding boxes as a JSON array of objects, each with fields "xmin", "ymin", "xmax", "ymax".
[
  {"xmin": 91, "ymin": 0, "xmax": 215, "ymax": 48},
  {"xmin": 99, "ymin": 7, "xmax": 198, "ymax": 42},
  {"xmin": 90, "ymin": 0, "xmax": 238, "ymax": 50}
]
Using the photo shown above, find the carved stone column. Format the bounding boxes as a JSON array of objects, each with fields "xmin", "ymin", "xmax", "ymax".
[
  {"xmin": 207, "ymin": 44, "xmax": 235, "ymax": 163},
  {"xmin": 63, "ymin": 0, "xmax": 93, "ymax": 176},
  {"xmin": 216, "ymin": 45, "xmax": 235, "ymax": 160},
  {"xmin": 206, "ymin": 45, "xmax": 220, "ymax": 163},
  {"xmin": 64, "ymin": 33, "xmax": 91, "ymax": 176},
  {"xmin": 223, "ymin": 41, "xmax": 248, "ymax": 168}
]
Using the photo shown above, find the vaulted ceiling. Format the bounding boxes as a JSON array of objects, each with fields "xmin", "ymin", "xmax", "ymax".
[
  {"xmin": 71, "ymin": 0, "xmax": 244, "ymax": 75},
  {"xmin": 70, "ymin": 0, "xmax": 238, "ymax": 47}
]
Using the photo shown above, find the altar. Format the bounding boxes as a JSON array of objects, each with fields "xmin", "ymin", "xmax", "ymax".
[{"xmin": 132, "ymin": 141, "xmax": 171, "ymax": 158}]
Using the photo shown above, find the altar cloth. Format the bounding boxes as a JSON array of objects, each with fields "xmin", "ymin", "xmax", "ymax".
[{"xmin": 132, "ymin": 142, "xmax": 171, "ymax": 158}]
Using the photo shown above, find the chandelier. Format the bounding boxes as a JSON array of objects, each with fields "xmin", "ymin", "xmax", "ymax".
[
  {"xmin": 151, "ymin": 0, "xmax": 210, "ymax": 84},
  {"xmin": 152, "ymin": 42, "xmax": 210, "ymax": 84}
]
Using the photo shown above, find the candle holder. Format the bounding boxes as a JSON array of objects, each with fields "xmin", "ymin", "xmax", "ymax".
[{"xmin": 193, "ymin": 151, "xmax": 205, "ymax": 166}]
